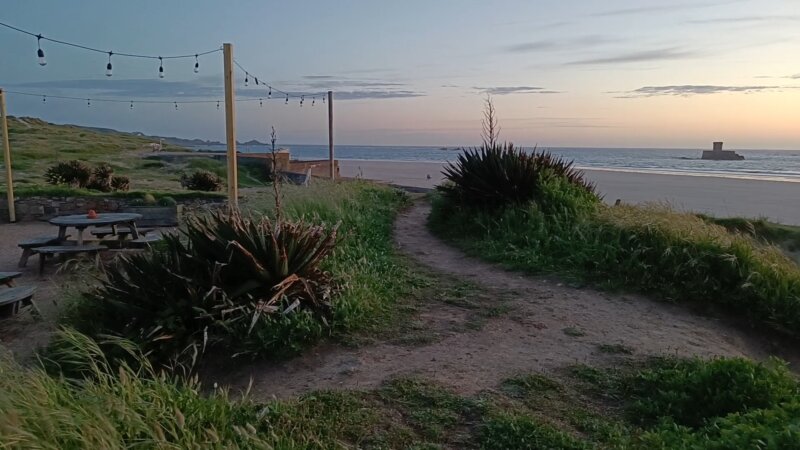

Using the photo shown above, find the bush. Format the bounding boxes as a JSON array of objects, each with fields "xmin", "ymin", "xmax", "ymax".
[
  {"xmin": 44, "ymin": 160, "xmax": 92, "ymax": 188},
  {"xmin": 110, "ymin": 175, "xmax": 130, "ymax": 192},
  {"xmin": 66, "ymin": 210, "xmax": 338, "ymax": 368},
  {"xmin": 181, "ymin": 169, "xmax": 223, "ymax": 192},
  {"xmin": 480, "ymin": 414, "xmax": 590, "ymax": 450},
  {"xmin": 157, "ymin": 196, "xmax": 177, "ymax": 206},
  {"xmin": 86, "ymin": 163, "xmax": 114, "ymax": 192},
  {"xmin": 438, "ymin": 144, "xmax": 598, "ymax": 212},
  {"xmin": 624, "ymin": 358, "xmax": 797, "ymax": 428}
]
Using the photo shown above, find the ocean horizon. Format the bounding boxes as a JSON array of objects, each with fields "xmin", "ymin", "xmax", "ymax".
[{"xmin": 193, "ymin": 144, "xmax": 800, "ymax": 183}]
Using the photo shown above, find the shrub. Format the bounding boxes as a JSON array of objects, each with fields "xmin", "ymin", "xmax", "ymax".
[
  {"xmin": 624, "ymin": 357, "xmax": 797, "ymax": 428},
  {"xmin": 439, "ymin": 145, "xmax": 598, "ymax": 212},
  {"xmin": 110, "ymin": 175, "xmax": 130, "ymax": 192},
  {"xmin": 67, "ymin": 210, "xmax": 338, "ymax": 368},
  {"xmin": 181, "ymin": 169, "xmax": 223, "ymax": 192},
  {"xmin": 157, "ymin": 196, "xmax": 177, "ymax": 206},
  {"xmin": 44, "ymin": 160, "xmax": 92, "ymax": 188},
  {"xmin": 142, "ymin": 193, "xmax": 157, "ymax": 205},
  {"xmin": 86, "ymin": 163, "xmax": 114, "ymax": 192}
]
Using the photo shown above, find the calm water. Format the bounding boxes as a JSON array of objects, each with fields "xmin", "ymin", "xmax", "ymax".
[{"xmin": 196, "ymin": 144, "xmax": 800, "ymax": 183}]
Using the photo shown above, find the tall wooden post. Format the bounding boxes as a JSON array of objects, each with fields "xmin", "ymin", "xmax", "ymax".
[
  {"xmin": 0, "ymin": 89, "xmax": 16, "ymax": 223},
  {"xmin": 327, "ymin": 90, "xmax": 335, "ymax": 180},
  {"xmin": 223, "ymin": 43, "xmax": 239, "ymax": 207}
]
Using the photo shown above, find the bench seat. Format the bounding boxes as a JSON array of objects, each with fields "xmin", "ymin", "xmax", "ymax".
[
  {"xmin": 0, "ymin": 286, "xmax": 36, "ymax": 317},
  {"xmin": 18, "ymin": 235, "xmax": 70, "ymax": 268},
  {"xmin": 128, "ymin": 234, "xmax": 164, "ymax": 248},
  {"xmin": 33, "ymin": 245, "xmax": 107, "ymax": 275}
]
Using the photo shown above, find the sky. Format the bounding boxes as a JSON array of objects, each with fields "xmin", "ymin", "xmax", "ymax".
[{"xmin": 1, "ymin": 0, "xmax": 799, "ymax": 149}]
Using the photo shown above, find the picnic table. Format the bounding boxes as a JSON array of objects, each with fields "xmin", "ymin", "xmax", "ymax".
[{"xmin": 49, "ymin": 213, "xmax": 143, "ymax": 245}]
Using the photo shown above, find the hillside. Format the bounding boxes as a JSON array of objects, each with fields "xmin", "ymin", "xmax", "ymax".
[{"xmin": 0, "ymin": 116, "xmax": 201, "ymax": 192}]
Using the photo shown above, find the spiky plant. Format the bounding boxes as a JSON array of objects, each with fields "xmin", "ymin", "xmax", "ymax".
[
  {"xmin": 72, "ymin": 210, "xmax": 339, "ymax": 368},
  {"xmin": 86, "ymin": 163, "xmax": 114, "ymax": 192},
  {"xmin": 110, "ymin": 175, "xmax": 130, "ymax": 192},
  {"xmin": 44, "ymin": 160, "xmax": 92, "ymax": 188},
  {"xmin": 532, "ymin": 151, "xmax": 597, "ymax": 196},
  {"xmin": 439, "ymin": 143, "xmax": 540, "ymax": 207}
]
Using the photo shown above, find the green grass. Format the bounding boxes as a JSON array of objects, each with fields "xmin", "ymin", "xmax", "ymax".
[
  {"xmin": 1, "ymin": 184, "xmax": 226, "ymax": 200},
  {"xmin": 429, "ymin": 194, "xmax": 800, "ymax": 340}
]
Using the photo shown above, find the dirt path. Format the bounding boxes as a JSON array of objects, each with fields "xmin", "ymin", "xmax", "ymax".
[{"xmin": 214, "ymin": 201, "xmax": 799, "ymax": 400}]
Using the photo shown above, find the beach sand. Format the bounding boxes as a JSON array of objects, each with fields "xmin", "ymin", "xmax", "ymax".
[{"xmin": 339, "ymin": 160, "xmax": 800, "ymax": 225}]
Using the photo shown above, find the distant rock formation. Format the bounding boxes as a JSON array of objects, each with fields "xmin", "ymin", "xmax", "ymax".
[{"xmin": 701, "ymin": 142, "xmax": 744, "ymax": 161}]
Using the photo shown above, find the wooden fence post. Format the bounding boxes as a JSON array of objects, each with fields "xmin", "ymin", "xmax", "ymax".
[
  {"xmin": 327, "ymin": 90, "xmax": 335, "ymax": 180},
  {"xmin": 0, "ymin": 89, "xmax": 16, "ymax": 222},
  {"xmin": 223, "ymin": 43, "xmax": 239, "ymax": 207}
]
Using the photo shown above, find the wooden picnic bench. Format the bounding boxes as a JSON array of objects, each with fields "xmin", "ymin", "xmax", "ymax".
[
  {"xmin": 0, "ymin": 286, "xmax": 36, "ymax": 317},
  {"xmin": 33, "ymin": 245, "xmax": 107, "ymax": 275},
  {"xmin": 0, "ymin": 272, "xmax": 22, "ymax": 287},
  {"xmin": 18, "ymin": 235, "xmax": 70, "ymax": 267}
]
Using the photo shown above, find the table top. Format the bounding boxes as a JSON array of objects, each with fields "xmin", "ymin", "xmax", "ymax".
[{"xmin": 49, "ymin": 213, "xmax": 143, "ymax": 227}]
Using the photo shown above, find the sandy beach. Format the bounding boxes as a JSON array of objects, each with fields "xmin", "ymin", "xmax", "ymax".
[{"xmin": 339, "ymin": 160, "xmax": 800, "ymax": 225}]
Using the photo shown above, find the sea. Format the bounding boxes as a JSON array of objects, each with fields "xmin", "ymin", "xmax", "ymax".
[{"xmin": 193, "ymin": 144, "xmax": 800, "ymax": 183}]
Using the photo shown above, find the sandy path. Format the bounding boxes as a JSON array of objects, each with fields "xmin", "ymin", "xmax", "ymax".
[{"xmin": 214, "ymin": 201, "xmax": 798, "ymax": 400}]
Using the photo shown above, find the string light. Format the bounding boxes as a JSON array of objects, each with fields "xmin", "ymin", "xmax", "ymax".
[
  {"xmin": 36, "ymin": 34, "xmax": 46, "ymax": 66},
  {"xmin": 216, "ymin": 101, "xmax": 220, "ymax": 110},
  {"xmin": 259, "ymin": 98, "xmax": 263, "ymax": 107},
  {"xmin": 87, "ymin": 98, "xmax": 91, "ymax": 107},
  {"xmin": 285, "ymin": 94, "xmax": 289, "ymax": 104},
  {"xmin": 174, "ymin": 101, "xmax": 178, "ymax": 110},
  {"xmin": 312, "ymin": 97, "xmax": 315, "ymax": 106},
  {"xmin": 158, "ymin": 56, "xmax": 164, "ymax": 78},
  {"xmin": 244, "ymin": 73, "xmax": 249, "ymax": 87},
  {"xmin": 300, "ymin": 95, "xmax": 304, "ymax": 107},
  {"xmin": 268, "ymin": 87, "xmax": 272, "ymax": 98},
  {"xmin": 130, "ymin": 101, "xmax": 134, "ymax": 109},
  {"xmin": 42, "ymin": 95, "xmax": 46, "ymax": 103},
  {"xmin": 194, "ymin": 54, "xmax": 199, "ymax": 73},
  {"xmin": 106, "ymin": 51, "xmax": 113, "ymax": 77},
  {"xmin": 255, "ymin": 77, "xmax": 259, "ymax": 86}
]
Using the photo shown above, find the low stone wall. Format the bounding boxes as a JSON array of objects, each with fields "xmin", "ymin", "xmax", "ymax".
[{"xmin": 0, "ymin": 196, "xmax": 227, "ymax": 223}]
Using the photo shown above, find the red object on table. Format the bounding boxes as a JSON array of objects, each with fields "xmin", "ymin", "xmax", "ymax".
[{"xmin": 87, "ymin": 209, "xmax": 98, "ymax": 219}]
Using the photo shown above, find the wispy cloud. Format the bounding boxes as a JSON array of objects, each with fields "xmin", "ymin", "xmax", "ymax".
[
  {"xmin": 592, "ymin": 0, "xmax": 742, "ymax": 17},
  {"xmin": 474, "ymin": 86, "xmax": 561, "ymax": 95},
  {"xmin": 567, "ymin": 47, "xmax": 697, "ymax": 65},
  {"xmin": 506, "ymin": 35, "xmax": 619, "ymax": 53},
  {"xmin": 688, "ymin": 15, "xmax": 800, "ymax": 25},
  {"xmin": 615, "ymin": 84, "xmax": 786, "ymax": 98}
]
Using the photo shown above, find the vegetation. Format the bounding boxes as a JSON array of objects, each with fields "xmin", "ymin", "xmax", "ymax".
[
  {"xmin": 180, "ymin": 169, "xmax": 224, "ymax": 191},
  {"xmin": 59, "ymin": 181, "xmax": 415, "ymax": 369}
]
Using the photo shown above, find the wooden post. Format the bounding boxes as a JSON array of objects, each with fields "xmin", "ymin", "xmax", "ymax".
[
  {"xmin": 223, "ymin": 43, "xmax": 239, "ymax": 207},
  {"xmin": 0, "ymin": 89, "xmax": 16, "ymax": 223},
  {"xmin": 327, "ymin": 90, "xmax": 335, "ymax": 180}
]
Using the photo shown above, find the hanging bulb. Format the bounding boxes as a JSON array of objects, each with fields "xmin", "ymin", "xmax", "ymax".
[
  {"xmin": 194, "ymin": 54, "xmax": 200, "ymax": 73},
  {"xmin": 87, "ymin": 99, "xmax": 91, "ymax": 107},
  {"xmin": 268, "ymin": 87, "xmax": 272, "ymax": 98},
  {"xmin": 322, "ymin": 96, "xmax": 326, "ymax": 104},
  {"xmin": 300, "ymin": 95, "xmax": 304, "ymax": 107},
  {"xmin": 312, "ymin": 97, "xmax": 315, "ymax": 106},
  {"xmin": 245, "ymin": 73, "xmax": 249, "ymax": 87},
  {"xmin": 36, "ymin": 35, "xmax": 46, "ymax": 66},
  {"xmin": 255, "ymin": 77, "xmax": 259, "ymax": 86},
  {"xmin": 285, "ymin": 94, "xmax": 289, "ymax": 105},
  {"xmin": 216, "ymin": 101, "xmax": 220, "ymax": 110},
  {"xmin": 42, "ymin": 95, "xmax": 46, "ymax": 103},
  {"xmin": 158, "ymin": 56, "xmax": 164, "ymax": 78},
  {"xmin": 259, "ymin": 98, "xmax": 263, "ymax": 107},
  {"xmin": 174, "ymin": 102, "xmax": 178, "ymax": 110},
  {"xmin": 130, "ymin": 101, "xmax": 134, "ymax": 110},
  {"xmin": 106, "ymin": 52, "xmax": 113, "ymax": 77}
]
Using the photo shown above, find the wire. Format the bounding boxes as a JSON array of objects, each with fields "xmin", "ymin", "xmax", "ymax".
[
  {"xmin": 0, "ymin": 21, "xmax": 221, "ymax": 60},
  {"xmin": 1, "ymin": 89, "xmax": 267, "ymax": 104},
  {"xmin": 233, "ymin": 59, "xmax": 329, "ymax": 99}
]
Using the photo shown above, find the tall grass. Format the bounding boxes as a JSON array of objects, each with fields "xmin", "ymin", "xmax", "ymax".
[{"xmin": 430, "ymin": 193, "xmax": 800, "ymax": 339}]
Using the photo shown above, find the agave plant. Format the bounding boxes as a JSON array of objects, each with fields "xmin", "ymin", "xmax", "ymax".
[
  {"xmin": 532, "ymin": 151, "xmax": 597, "ymax": 196},
  {"xmin": 86, "ymin": 163, "xmax": 114, "ymax": 192},
  {"xmin": 77, "ymin": 210, "xmax": 339, "ymax": 368},
  {"xmin": 44, "ymin": 160, "xmax": 92, "ymax": 188},
  {"xmin": 439, "ymin": 143, "xmax": 540, "ymax": 207}
]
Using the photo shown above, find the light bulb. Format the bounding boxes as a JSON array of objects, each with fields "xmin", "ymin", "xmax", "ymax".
[
  {"xmin": 245, "ymin": 73, "xmax": 249, "ymax": 87},
  {"xmin": 194, "ymin": 55, "xmax": 199, "ymax": 73},
  {"xmin": 158, "ymin": 57, "xmax": 164, "ymax": 78},
  {"xmin": 106, "ymin": 52, "xmax": 113, "ymax": 77},
  {"xmin": 36, "ymin": 35, "xmax": 46, "ymax": 66},
  {"xmin": 268, "ymin": 87, "xmax": 272, "ymax": 98}
]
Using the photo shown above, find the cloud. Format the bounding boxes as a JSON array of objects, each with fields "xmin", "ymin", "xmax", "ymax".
[
  {"xmin": 506, "ymin": 35, "xmax": 619, "ymax": 53},
  {"xmin": 615, "ymin": 85, "xmax": 786, "ymax": 98},
  {"xmin": 688, "ymin": 15, "xmax": 800, "ymax": 25},
  {"xmin": 332, "ymin": 90, "xmax": 424, "ymax": 100},
  {"xmin": 474, "ymin": 86, "xmax": 561, "ymax": 95},
  {"xmin": 567, "ymin": 47, "xmax": 697, "ymax": 65},
  {"xmin": 592, "ymin": 0, "xmax": 742, "ymax": 16}
]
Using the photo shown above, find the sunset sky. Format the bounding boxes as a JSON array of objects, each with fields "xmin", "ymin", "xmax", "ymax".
[{"xmin": 2, "ymin": 0, "xmax": 799, "ymax": 149}]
